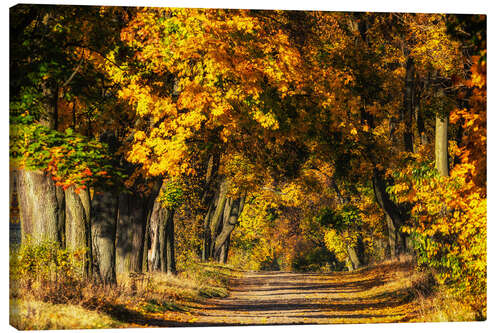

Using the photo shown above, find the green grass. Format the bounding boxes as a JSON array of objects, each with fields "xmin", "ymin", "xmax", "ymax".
[
  {"xmin": 198, "ymin": 286, "xmax": 230, "ymax": 298},
  {"xmin": 141, "ymin": 298, "xmax": 189, "ymax": 313}
]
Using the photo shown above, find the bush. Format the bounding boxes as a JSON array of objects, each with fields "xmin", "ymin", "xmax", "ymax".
[
  {"xmin": 10, "ymin": 238, "xmax": 87, "ymax": 303},
  {"xmin": 390, "ymin": 160, "xmax": 486, "ymax": 319},
  {"xmin": 292, "ymin": 247, "xmax": 337, "ymax": 272}
]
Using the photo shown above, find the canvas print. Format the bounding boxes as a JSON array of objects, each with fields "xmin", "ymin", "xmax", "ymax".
[{"xmin": 9, "ymin": 4, "xmax": 486, "ymax": 329}]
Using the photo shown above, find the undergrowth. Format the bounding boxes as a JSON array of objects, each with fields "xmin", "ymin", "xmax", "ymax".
[
  {"xmin": 9, "ymin": 240, "xmax": 236, "ymax": 329},
  {"xmin": 370, "ymin": 255, "xmax": 486, "ymax": 322},
  {"xmin": 9, "ymin": 241, "xmax": 484, "ymax": 329}
]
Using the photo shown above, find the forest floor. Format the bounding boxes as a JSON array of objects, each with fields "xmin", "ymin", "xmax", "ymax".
[{"xmin": 10, "ymin": 258, "xmax": 435, "ymax": 329}]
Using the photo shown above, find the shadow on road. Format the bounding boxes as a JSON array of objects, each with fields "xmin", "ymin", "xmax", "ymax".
[{"xmin": 101, "ymin": 260, "xmax": 418, "ymax": 327}]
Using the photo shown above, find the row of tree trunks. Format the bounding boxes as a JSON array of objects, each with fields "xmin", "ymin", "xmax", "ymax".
[
  {"xmin": 206, "ymin": 179, "xmax": 229, "ymax": 259},
  {"xmin": 13, "ymin": 63, "xmax": 165, "ymax": 283},
  {"xmin": 15, "ymin": 171, "xmax": 92, "ymax": 276},
  {"xmin": 201, "ymin": 178, "xmax": 245, "ymax": 263},
  {"xmin": 93, "ymin": 180, "xmax": 162, "ymax": 282},
  {"xmin": 213, "ymin": 195, "xmax": 245, "ymax": 263},
  {"xmin": 161, "ymin": 208, "xmax": 176, "ymax": 274},
  {"xmin": 14, "ymin": 164, "xmax": 169, "ymax": 285}
]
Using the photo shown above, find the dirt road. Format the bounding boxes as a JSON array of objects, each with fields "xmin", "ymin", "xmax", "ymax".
[{"xmin": 186, "ymin": 261, "xmax": 419, "ymax": 325}]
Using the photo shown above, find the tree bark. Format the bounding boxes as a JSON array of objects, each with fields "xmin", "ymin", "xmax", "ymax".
[
  {"xmin": 435, "ymin": 114, "xmax": 449, "ymax": 177},
  {"xmin": 402, "ymin": 57, "xmax": 415, "ymax": 152},
  {"xmin": 9, "ymin": 170, "xmax": 15, "ymax": 211},
  {"xmin": 199, "ymin": 152, "xmax": 222, "ymax": 261},
  {"xmin": 347, "ymin": 246, "xmax": 361, "ymax": 270},
  {"xmin": 207, "ymin": 179, "xmax": 229, "ymax": 259},
  {"xmin": 219, "ymin": 236, "xmax": 230, "ymax": 264},
  {"xmin": 16, "ymin": 169, "xmax": 65, "ymax": 244},
  {"xmin": 386, "ymin": 214, "xmax": 396, "ymax": 258},
  {"xmin": 115, "ymin": 193, "xmax": 148, "ymax": 274},
  {"xmin": 147, "ymin": 194, "xmax": 162, "ymax": 272},
  {"xmin": 55, "ymin": 186, "xmax": 66, "ymax": 245},
  {"xmin": 416, "ymin": 103, "xmax": 429, "ymax": 145},
  {"xmin": 148, "ymin": 207, "xmax": 161, "ymax": 271},
  {"xmin": 202, "ymin": 200, "xmax": 215, "ymax": 261},
  {"xmin": 213, "ymin": 196, "xmax": 245, "ymax": 260},
  {"xmin": 149, "ymin": 195, "xmax": 176, "ymax": 275},
  {"xmin": 158, "ymin": 207, "xmax": 176, "ymax": 275},
  {"xmin": 65, "ymin": 185, "xmax": 91, "ymax": 277},
  {"xmin": 142, "ymin": 180, "xmax": 162, "ymax": 272},
  {"xmin": 372, "ymin": 168, "xmax": 406, "ymax": 255},
  {"xmin": 345, "ymin": 257, "xmax": 354, "ymax": 272},
  {"xmin": 372, "ymin": 170, "xmax": 404, "ymax": 228},
  {"xmin": 91, "ymin": 189, "xmax": 118, "ymax": 285},
  {"xmin": 164, "ymin": 210, "xmax": 176, "ymax": 275}
]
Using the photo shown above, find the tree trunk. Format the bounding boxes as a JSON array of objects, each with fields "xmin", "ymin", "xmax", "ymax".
[
  {"xmin": 149, "ymin": 194, "xmax": 177, "ymax": 275},
  {"xmin": 345, "ymin": 257, "xmax": 353, "ymax": 271},
  {"xmin": 91, "ymin": 189, "xmax": 118, "ymax": 285},
  {"xmin": 65, "ymin": 185, "xmax": 91, "ymax": 277},
  {"xmin": 9, "ymin": 170, "xmax": 15, "ymax": 211},
  {"xmin": 219, "ymin": 236, "xmax": 230, "ymax": 264},
  {"xmin": 202, "ymin": 200, "xmax": 215, "ymax": 261},
  {"xmin": 16, "ymin": 169, "xmax": 64, "ymax": 244},
  {"xmin": 55, "ymin": 186, "xmax": 66, "ymax": 245},
  {"xmin": 213, "ymin": 196, "xmax": 245, "ymax": 260},
  {"xmin": 164, "ymin": 210, "xmax": 176, "ymax": 275},
  {"xmin": 142, "ymin": 180, "xmax": 162, "ymax": 272},
  {"xmin": 148, "ymin": 217, "xmax": 160, "ymax": 272},
  {"xmin": 402, "ymin": 57, "xmax": 415, "ymax": 153},
  {"xmin": 416, "ymin": 104, "xmax": 429, "ymax": 146},
  {"xmin": 155, "ymin": 205, "xmax": 176, "ymax": 275},
  {"xmin": 372, "ymin": 168, "xmax": 406, "ymax": 256},
  {"xmin": 208, "ymin": 179, "xmax": 229, "ymax": 259},
  {"xmin": 115, "ymin": 193, "xmax": 148, "ymax": 274},
  {"xmin": 200, "ymin": 153, "xmax": 221, "ymax": 261},
  {"xmin": 39, "ymin": 80, "xmax": 58, "ymax": 130},
  {"xmin": 435, "ymin": 114, "xmax": 449, "ymax": 177},
  {"xmin": 386, "ymin": 214, "xmax": 396, "ymax": 258},
  {"xmin": 372, "ymin": 170, "xmax": 404, "ymax": 228},
  {"xmin": 347, "ymin": 246, "xmax": 361, "ymax": 270},
  {"xmin": 211, "ymin": 197, "xmax": 231, "ymax": 258},
  {"xmin": 148, "ymin": 200, "xmax": 161, "ymax": 272}
]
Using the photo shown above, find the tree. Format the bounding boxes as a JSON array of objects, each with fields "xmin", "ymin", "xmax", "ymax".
[{"xmin": 10, "ymin": 5, "xmax": 135, "ymax": 283}]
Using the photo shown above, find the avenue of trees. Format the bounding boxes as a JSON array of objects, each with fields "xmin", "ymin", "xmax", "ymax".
[{"xmin": 10, "ymin": 5, "xmax": 486, "ymax": 315}]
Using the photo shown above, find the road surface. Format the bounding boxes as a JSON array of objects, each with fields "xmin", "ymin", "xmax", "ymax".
[{"xmin": 186, "ymin": 262, "xmax": 418, "ymax": 325}]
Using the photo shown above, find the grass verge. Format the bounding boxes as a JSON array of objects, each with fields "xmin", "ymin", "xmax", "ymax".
[{"xmin": 10, "ymin": 258, "xmax": 239, "ymax": 329}]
